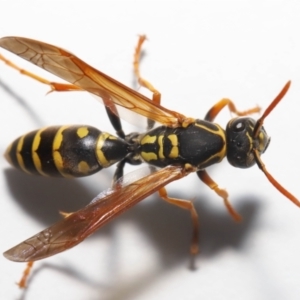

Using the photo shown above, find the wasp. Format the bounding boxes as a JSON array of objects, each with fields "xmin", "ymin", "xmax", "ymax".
[{"xmin": 0, "ymin": 36, "xmax": 298, "ymax": 288}]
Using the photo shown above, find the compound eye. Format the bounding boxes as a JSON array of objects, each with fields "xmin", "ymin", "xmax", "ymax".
[{"xmin": 233, "ymin": 120, "xmax": 245, "ymax": 132}]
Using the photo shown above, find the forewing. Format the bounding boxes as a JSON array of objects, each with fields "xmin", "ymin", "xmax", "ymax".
[
  {"xmin": 4, "ymin": 165, "xmax": 191, "ymax": 262},
  {"xmin": 0, "ymin": 36, "xmax": 185, "ymax": 127}
]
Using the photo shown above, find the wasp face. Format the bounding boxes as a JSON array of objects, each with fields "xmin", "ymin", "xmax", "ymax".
[{"xmin": 226, "ymin": 117, "xmax": 270, "ymax": 168}]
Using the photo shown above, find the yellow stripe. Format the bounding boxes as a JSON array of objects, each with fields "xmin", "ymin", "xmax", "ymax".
[
  {"xmin": 16, "ymin": 135, "xmax": 31, "ymax": 174},
  {"xmin": 96, "ymin": 132, "xmax": 111, "ymax": 167},
  {"xmin": 4, "ymin": 143, "xmax": 13, "ymax": 165},
  {"xmin": 32, "ymin": 127, "xmax": 48, "ymax": 176},
  {"xmin": 53, "ymin": 125, "xmax": 72, "ymax": 177},
  {"xmin": 194, "ymin": 122, "xmax": 221, "ymax": 135}
]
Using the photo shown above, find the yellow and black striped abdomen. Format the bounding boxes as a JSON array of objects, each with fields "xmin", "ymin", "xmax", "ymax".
[{"xmin": 5, "ymin": 125, "xmax": 130, "ymax": 178}]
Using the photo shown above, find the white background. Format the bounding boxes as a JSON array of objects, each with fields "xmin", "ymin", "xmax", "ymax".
[{"xmin": 1, "ymin": 1, "xmax": 300, "ymax": 300}]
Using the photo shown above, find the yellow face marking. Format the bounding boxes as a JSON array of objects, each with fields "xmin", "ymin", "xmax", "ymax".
[
  {"xmin": 77, "ymin": 127, "xmax": 89, "ymax": 139},
  {"xmin": 78, "ymin": 161, "xmax": 90, "ymax": 174},
  {"xmin": 16, "ymin": 135, "xmax": 30, "ymax": 174},
  {"xmin": 246, "ymin": 131, "xmax": 253, "ymax": 154},
  {"xmin": 141, "ymin": 151, "xmax": 158, "ymax": 161},
  {"xmin": 140, "ymin": 135, "xmax": 157, "ymax": 145},
  {"xmin": 53, "ymin": 126, "xmax": 71, "ymax": 177},
  {"xmin": 96, "ymin": 132, "xmax": 112, "ymax": 167},
  {"xmin": 258, "ymin": 131, "xmax": 266, "ymax": 152},
  {"xmin": 158, "ymin": 135, "xmax": 165, "ymax": 159},
  {"xmin": 32, "ymin": 127, "xmax": 48, "ymax": 177}
]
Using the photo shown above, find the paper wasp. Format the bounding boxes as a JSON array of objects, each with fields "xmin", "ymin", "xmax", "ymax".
[{"xmin": 0, "ymin": 35, "xmax": 299, "ymax": 288}]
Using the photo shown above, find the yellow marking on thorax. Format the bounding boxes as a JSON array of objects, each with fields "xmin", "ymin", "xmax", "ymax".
[
  {"xmin": 182, "ymin": 118, "xmax": 196, "ymax": 128},
  {"xmin": 141, "ymin": 151, "xmax": 158, "ymax": 161},
  {"xmin": 158, "ymin": 135, "xmax": 165, "ymax": 159},
  {"xmin": 216, "ymin": 125, "xmax": 227, "ymax": 160},
  {"xmin": 140, "ymin": 134, "xmax": 159, "ymax": 162},
  {"xmin": 168, "ymin": 134, "xmax": 179, "ymax": 158},
  {"xmin": 140, "ymin": 135, "xmax": 157, "ymax": 145},
  {"xmin": 77, "ymin": 127, "xmax": 89, "ymax": 138},
  {"xmin": 32, "ymin": 127, "xmax": 48, "ymax": 176},
  {"xmin": 194, "ymin": 122, "xmax": 221, "ymax": 135},
  {"xmin": 196, "ymin": 124, "xmax": 227, "ymax": 168}
]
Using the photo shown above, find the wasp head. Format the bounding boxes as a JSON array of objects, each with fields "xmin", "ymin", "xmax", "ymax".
[{"xmin": 226, "ymin": 117, "xmax": 270, "ymax": 168}]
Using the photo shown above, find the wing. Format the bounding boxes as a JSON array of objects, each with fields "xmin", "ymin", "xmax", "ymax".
[
  {"xmin": 4, "ymin": 165, "xmax": 192, "ymax": 262},
  {"xmin": 0, "ymin": 36, "xmax": 186, "ymax": 127}
]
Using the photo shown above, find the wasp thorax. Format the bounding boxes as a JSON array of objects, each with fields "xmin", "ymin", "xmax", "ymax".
[{"xmin": 226, "ymin": 117, "xmax": 270, "ymax": 168}]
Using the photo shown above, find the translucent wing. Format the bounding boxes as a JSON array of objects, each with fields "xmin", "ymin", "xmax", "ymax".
[
  {"xmin": 4, "ymin": 165, "xmax": 191, "ymax": 262},
  {"xmin": 0, "ymin": 36, "xmax": 186, "ymax": 127}
]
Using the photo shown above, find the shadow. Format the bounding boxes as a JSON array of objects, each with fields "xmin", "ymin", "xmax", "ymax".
[
  {"xmin": 95, "ymin": 193, "xmax": 260, "ymax": 300},
  {"xmin": 123, "ymin": 192, "xmax": 260, "ymax": 263},
  {"xmin": 5, "ymin": 167, "xmax": 261, "ymax": 300},
  {"xmin": 4, "ymin": 168, "xmax": 104, "ymax": 224},
  {"xmin": 0, "ymin": 77, "xmax": 44, "ymax": 127},
  {"xmin": 17, "ymin": 261, "xmax": 109, "ymax": 300}
]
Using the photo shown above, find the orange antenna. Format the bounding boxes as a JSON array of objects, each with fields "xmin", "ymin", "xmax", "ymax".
[
  {"xmin": 253, "ymin": 81, "xmax": 291, "ymax": 138},
  {"xmin": 252, "ymin": 81, "xmax": 300, "ymax": 206}
]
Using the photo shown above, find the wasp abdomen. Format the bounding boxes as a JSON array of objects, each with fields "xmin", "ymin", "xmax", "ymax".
[{"xmin": 5, "ymin": 125, "xmax": 130, "ymax": 178}]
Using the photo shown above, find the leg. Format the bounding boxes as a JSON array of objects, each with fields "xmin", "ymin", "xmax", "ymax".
[
  {"xmin": 112, "ymin": 154, "xmax": 143, "ymax": 188},
  {"xmin": 0, "ymin": 53, "xmax": 125, "ymax": 138},
  {"xmin": 0, "ymin": 53, "xmax": 80, "ymax": 93},
  {"xmin": 197, "ymin": 170, "xmax": 242, "ymax": 221},
  {"xmin": 158, "ymin": 187, "xmax": 199, "ymax": 255},
  {"xmin": 204, "ymin": 98, "xmax": 260, "ymax": 122},
  {"xmin": 105, "ymin": 106, "xmax": 125, "ymax": 139},
  {"xmin": 18, "ymin": 261, "xmax": 34, "ymax": 288},
  {"xmin": 133, "ymin": 35, "xmax": 161, "ymax": 130},
  {"xmin": 112, "ymin": 159, "xmax": 127, "ymax": 186}
]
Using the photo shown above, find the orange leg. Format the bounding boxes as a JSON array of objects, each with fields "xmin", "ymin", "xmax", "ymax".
[
  {"xmin": 158, "ymin": 187, "xmax": 199, "ymax": 255},
  {"xmin": 17, "ymin": 261, "xmax": 34, "ymax": 288},
  {"xmin": 205, "ymin": 98, "xmax": 260, "ymax": 122},
  {"xmin": 197, "ymin": 170, "xmax": 242, "ymax": 222},
  {"xmin": 133, "ymin": 35, "xmax": 162, "ymax": 130},
  {"xmin": 133, "ymin": 35, "xmax": 161, "ymax": 105},
  {"xmin": 0, "ymin": 53, "xmax": 80, "ymax": 93}
]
